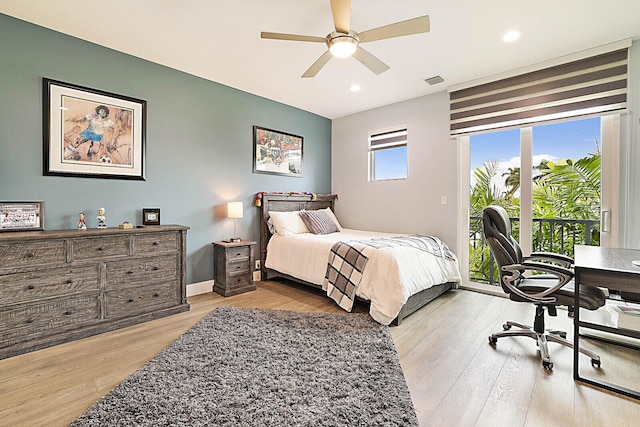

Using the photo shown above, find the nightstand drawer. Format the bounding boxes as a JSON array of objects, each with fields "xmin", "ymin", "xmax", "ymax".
[
  {"xmin": 226, "ymin": 246, "xmax": 250, "ymax": 262},
  {"xmin": 227, "ymin": 260, "xmax": 250, "ymax": 275}
]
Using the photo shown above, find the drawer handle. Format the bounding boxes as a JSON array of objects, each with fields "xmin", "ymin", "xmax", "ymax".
[
  {"xmin": 127, "ymin": 270, "xmax": 134, "ymax": 274},
  {"xmin": 27, "ymin": 252, "xmax": 35, "ymax": 258},
  {"xmin": 26, "ymin": 319, "xmax": 34, "ymax": 323},
  {"xmin": 63, "ymin": 311, "xmax": 72, "ymax": 316},
  {"xmin": 235, "ymin": 265, "xmax": 242, "ymax": 270},
  {"xmin": 27, "ymin": 285, "xmax": 35, "ymax": 290},
  {"xmin": 153, "ymin": 241, "xmax": 160, "ymax": 246},
  {"xmin": 97, "ymin": 246, "xmax": 105, "ymax": 251},
  {"xmin": 152, "ymin": 266, "xmax": 160, "ymax": 271},
  {"xmin": 235, "ymin": 252, "xmax": 243, "ymax": 257},
  {"xmin": 153, "ymin": 293, "xmax": 160, "ymax": 297},
  {"xmin": 128, "ymin": 298, "xmax": 134, "ymax": 303},
  {"xmin": 66, "ymin": 278, "xmax": 73, "ymax": 284}
]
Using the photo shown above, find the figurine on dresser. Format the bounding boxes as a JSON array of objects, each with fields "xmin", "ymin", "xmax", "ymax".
[
  {"xmin": 77, "ymin": 212, "xmax": 87, "ymax": 230},
  {"xmin": 97, "ymin": 207, "xmax": 107, "ymax": 229}
]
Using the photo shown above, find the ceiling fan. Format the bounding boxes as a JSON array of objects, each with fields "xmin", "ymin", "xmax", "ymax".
[{"xmin": 260, "ymin": 0, "xmax": 430, "ymax": 78}]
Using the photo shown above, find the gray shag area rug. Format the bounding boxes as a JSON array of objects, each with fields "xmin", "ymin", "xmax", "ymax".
[{"xmin": 70, "ymin": 306, "xmax": 418, "ymax": 426}]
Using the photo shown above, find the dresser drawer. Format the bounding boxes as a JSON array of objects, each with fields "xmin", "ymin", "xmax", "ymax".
[
  {"xmin": 0, "ymin": 265, "xmax": 99, "ymax": 305},
  {"xmin": 0, "ymin": 240, "xmax": 66, "ymax": 272},
  {"xmin": 134, "ymin": 232, "xmax": 179, "ymax": 255},
  {"xmin": 104, "ymin": 281, "xmax": 179, "ymax": 319},
  {"xmin": 226, "ymin": 246, "xmax": 250, "ymax": 262},
  {"xmin": 0, "ymin": 294, "xmax": 99, "ymax": 347},
  {"xmin": 72, "ymin": 236, "xmax": 129, "ymax": 261},
  {"xmin": 227, "ymin": 259, "xmax": 250, "ymax": 275},
  {"xmin": 105, "ymin": 254, "xmax": 178, "ymax": 290}
]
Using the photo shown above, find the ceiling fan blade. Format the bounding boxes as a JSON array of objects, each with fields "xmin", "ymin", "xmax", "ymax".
[
  {"xmin": 261, "ymin": 32, "xmax": 326, "ymax": 43},
  {"xmin": 358, "ymin": 15, "xmax": 430, "ymax": 43},
  {"xmin": 330, "ymin": 0, "xmax": 351, "ymax": 33},
  {"xmin": 352, "ymin": 47, "xmax": 390, "ymax": 75},
  {"xmin": 302, "ymin": 51, "xmax": 334, "ymax": 78}
]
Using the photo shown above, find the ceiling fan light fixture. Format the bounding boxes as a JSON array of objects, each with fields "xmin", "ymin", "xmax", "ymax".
[{"xmin": 327, "ymin": 31, "xmax": 359, "ymax": 58}]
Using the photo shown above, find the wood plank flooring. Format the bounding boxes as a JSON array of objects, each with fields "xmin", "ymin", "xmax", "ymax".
[{"xmin": 1, "ymin": 280, "xmax": 638, "ymax": 426}]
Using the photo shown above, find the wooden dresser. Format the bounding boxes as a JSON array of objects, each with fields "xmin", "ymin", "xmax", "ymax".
[{"xmin": 0, "ymin": 225, "xmax": 189, "ymax": 359}]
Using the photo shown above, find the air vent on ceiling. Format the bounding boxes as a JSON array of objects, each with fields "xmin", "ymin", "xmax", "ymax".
[{"xmin": 424, "ymin": 75, "xmax": 444, "ymax": 85}]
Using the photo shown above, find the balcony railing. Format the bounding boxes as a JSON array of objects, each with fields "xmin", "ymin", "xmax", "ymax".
[{"xmin": 469, "ymin": 216, "xmax": 600, "ymax": 286}]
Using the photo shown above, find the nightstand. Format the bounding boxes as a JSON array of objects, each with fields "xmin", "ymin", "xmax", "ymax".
[{"xmin": 212, "ymin": 240, "xmax": 257, "ymax": 297}]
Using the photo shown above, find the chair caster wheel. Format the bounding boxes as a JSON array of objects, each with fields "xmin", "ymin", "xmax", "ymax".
[
  {"xmin": 502, "ymin": 323, "xmax": 511, "ymax": 331},
  {"xmin": 488, "ymin": 336, "xmax": 497, "ymax": 346},
  {"xmin": 591, "ymin": 359, "xmax": 601, "ymax": 368},
  {"xmin": 543, "ymin": 361, "xmax": 554, "ymax": 371}
]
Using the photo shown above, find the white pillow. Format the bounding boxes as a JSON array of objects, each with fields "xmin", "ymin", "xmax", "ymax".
[
  {"xmin": 322, "ymin": 207, "xmax": 343, "ymax": 230},
  {"xmin": 268, "ymin": 210, "xmax": 309, "ymax": 236}
]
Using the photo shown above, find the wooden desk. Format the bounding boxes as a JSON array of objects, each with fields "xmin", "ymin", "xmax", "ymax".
[{"xmin": 573, "ymin": 245, "xmax": 640, "ymax": 400}]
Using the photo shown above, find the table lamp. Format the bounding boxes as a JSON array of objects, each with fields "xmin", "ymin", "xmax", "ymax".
[{"xmin": 227, "ymin": 202, "xmax": 243, "ymax": 243}]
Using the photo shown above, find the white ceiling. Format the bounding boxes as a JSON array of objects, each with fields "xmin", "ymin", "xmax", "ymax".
[{"xmin": 1, "ymin": 0, "xmax": 638, "ymax": 119}]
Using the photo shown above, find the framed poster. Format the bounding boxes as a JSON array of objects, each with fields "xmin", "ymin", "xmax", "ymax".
[
  {"xmin": 43, "ymin": 78, "xmax": 146, "ymax": 180},
  {"xmin": 253, "ymin": 126, "xmax": 303, "ymax": 177},
  {"xmin": 0, "ymin": 202, "xmax": 44, "ymax": 232}
]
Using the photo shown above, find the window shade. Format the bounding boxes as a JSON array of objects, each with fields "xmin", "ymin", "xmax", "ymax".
[
  {"xmin": 450, "ymin": 48, "xmax": 628, "ymax": 136},
  {"xmin": 369, "ymin": 129, "xmax": 407, "ymax": 151}
]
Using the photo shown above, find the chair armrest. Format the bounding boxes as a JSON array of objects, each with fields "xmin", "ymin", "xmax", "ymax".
[
  {"xmin": 501, "ymin": 261, "xmax": 574, "ymax": 304},
  {"xmin": 526, "ymin": 252, "xmax": 574, "ymax": 268},
  {"xmin": 519, "ymin": 260, "xmax": 574, "ymax": 277}
]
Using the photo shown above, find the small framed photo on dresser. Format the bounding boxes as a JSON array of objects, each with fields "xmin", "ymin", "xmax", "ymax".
[
  {"xmin": 0, "ymin": 202, "xmax": 45, "ymax": 232},
  {"xmin": 142, "ymin": 208, "xmax": 160, "ymax": 225}
]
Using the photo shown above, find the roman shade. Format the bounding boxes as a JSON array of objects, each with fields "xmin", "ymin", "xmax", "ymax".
[
  {"xmin": 369, "ymin": 128, "xmax": 407, "ymax": 151},
  {"xmin": 450, "ymin": 48, "xmax": 628, "ymax": 137}
]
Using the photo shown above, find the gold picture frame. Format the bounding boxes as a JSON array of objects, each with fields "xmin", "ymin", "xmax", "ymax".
[{"xmin": 142, "ymin": 208, "xmax": 161, "ymax": 225}]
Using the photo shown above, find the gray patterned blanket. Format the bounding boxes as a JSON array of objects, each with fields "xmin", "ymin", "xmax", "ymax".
[{"xmin": 323, "ymin": 235, "xmax": 455, "ymax": 312}]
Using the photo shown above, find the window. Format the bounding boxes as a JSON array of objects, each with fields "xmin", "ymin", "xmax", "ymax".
[{"xmin": 368, "ymin": 127, "xmax": 407, "ymax": 181}]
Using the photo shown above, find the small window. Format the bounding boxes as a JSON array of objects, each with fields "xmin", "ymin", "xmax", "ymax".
[{"xmin": 368, "ymin": 127, "xmax": 408, "ymax": 181}]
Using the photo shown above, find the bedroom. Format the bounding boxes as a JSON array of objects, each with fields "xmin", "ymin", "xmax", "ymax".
[{"xmin": 1, "ymin": 0, "xmax": 640, "ymax": 425}]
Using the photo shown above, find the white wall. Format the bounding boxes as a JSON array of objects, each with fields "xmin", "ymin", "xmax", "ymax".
[
  {"xmin": 332, "ymin": 40, "xmax": 640, "ymax": 258},
  {"xmin": 331, "ymin": 91, "xmax": 460, "ymax": 254}
]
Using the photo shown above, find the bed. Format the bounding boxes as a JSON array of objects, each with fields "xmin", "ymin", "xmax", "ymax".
[{"xmin": 258, "ymin": 193, "xmax": 461, "ymax": 325}]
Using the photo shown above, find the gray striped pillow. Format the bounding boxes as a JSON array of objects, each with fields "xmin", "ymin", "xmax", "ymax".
[{"xmin": 299, "ymin": 209, "xmax": 340, "ymax": 235}]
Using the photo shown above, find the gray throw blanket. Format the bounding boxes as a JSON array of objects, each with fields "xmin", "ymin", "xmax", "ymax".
[{"xmin": 323, "ymin": 234, "xmax": 455, "ymax": 312}]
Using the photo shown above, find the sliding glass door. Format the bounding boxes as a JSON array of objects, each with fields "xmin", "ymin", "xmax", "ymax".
[{"xmin": 463, "ymin": 116, "xmax": 618, "ymax": 290}]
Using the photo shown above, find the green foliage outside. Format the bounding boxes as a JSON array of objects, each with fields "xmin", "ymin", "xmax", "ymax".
[{"xmin": 469, "ymin": 144, "xmax": 601, "ymax": 285}]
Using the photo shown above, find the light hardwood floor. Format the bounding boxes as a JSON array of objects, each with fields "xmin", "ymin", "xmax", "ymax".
[{"xmin": 1, "ymin": 280, "xmax": 638, "ymax": 426}]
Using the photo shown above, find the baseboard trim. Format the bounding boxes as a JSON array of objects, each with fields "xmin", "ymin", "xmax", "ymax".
[{"xmin": 187, "ymin": 280, "xmax": 214, "ymax": 297}]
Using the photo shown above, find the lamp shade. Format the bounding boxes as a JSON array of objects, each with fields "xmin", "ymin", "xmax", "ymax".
[{"xmin": 227, "ymin": 202, "xmax": 244, "ymax": 219}]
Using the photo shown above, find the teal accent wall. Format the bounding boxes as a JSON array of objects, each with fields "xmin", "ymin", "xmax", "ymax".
[{"xmin": 0, "ymin": 14, "xmax": 332, "ymax": 283}]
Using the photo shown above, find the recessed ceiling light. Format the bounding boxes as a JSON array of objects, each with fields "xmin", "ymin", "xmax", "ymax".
[
  {"xmin": 350, "ymin": 84, "xmax": 361, "ymax": 92},
  {"xmin": 502, "ymin": 30, "xmax": 521, "ymax": 42}
]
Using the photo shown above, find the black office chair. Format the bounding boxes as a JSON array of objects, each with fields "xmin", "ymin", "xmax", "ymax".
[{"xmin": 482, "ymin": 205, "xmax": 606, "ymax": 371}]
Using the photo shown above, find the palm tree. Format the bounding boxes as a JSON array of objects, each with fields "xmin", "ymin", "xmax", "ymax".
[{"xmin": 502, "ymin": 167, "xmax": 520, "ymax": 199}]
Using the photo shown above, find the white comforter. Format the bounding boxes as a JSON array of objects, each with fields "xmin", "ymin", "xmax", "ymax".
[{"xmin": 265, "ymin": 229, "xmax": 462, "ymax": 325}]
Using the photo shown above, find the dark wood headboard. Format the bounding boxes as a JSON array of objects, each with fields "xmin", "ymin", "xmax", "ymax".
[{"xmin": 258, "ymin": 193, "xmax": 337, "ymax": 279}]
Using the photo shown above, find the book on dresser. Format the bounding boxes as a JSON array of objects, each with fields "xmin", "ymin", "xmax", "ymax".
[{"xmin": 0, "ymin": 225, "xmax": 190, "ymax": 359}]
